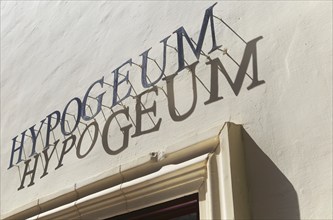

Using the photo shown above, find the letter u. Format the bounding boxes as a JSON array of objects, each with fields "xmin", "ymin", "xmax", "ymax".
[{"xmin": 164, "ymin": 61, "xmax": 199, "ymax": 122}]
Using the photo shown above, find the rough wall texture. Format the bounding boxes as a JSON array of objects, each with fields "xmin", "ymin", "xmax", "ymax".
[{"xmin": 1, "ymin": 1, "xmax": 332, "ymax": 219}]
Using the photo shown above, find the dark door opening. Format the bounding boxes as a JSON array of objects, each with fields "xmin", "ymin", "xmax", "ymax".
[{"xmin": 107, "ymin": 193, "xmax": 199, "ymax": 220}]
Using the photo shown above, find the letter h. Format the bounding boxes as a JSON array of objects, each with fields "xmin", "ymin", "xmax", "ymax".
[
  {"xmin": 17, "ymin": 155, "xmax": 39, "ymax": 190},
  {"xmin": 8, "ymin": 131, "xmax": 27, "ymax": 169}
]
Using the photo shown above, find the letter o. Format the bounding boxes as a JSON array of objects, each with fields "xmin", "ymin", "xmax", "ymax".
[
  {"xmin": 76, "ymin": 121, "xmax": 99, "ymax": 159},
  {"xmin": 61, "ymin": 97, "xmax": 82, "ymax": 136}
]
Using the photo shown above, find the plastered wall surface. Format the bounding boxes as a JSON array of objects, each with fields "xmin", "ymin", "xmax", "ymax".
[{"xmin": 1, "ymin": 1, "xmax": 332, "ymax": 219}]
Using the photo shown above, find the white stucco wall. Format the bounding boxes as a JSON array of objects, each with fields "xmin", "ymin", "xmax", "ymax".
[{"xmin": 1, "ymin": 1, "xmax": 332, "ymax": 219}]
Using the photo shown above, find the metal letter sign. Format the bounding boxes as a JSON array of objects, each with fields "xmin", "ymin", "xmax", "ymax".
[{"xmin": 6, "ymin": 3, "xmax": 265, "ymax": 191}]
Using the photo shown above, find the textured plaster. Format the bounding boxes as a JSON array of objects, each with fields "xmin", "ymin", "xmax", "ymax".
[{"xmin": 1, "ymin": 1, "xmax": 332, "ymax": 219}]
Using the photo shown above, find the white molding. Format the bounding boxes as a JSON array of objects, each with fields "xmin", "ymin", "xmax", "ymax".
[
  {"xmin": 28, "ymin": 154, "xmax": 209, "ymax": 220},
  {"xmin": 22, "ymin": 122, "xmax": 250, "ymax": 220},
  {"xmin": 5, "ymin": 132, "xmax": 218, "ymax": 220}
]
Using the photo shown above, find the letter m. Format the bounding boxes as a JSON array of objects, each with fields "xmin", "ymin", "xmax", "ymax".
[
  {"xmin": 174, "ymin": 3, "xmax": 221, "ymax": 72},
  {"xmin": 205, "ymin": 36, "xmax": 265, "ymax": 104}
]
